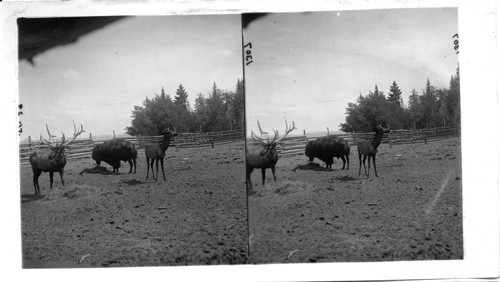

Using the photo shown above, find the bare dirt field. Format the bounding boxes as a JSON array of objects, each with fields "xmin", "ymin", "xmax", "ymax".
[
  {"xmin": 248, "ymin": 137, "xmax": 463, "ymax": 264},
  {"xmin": 20, "ymin": 141, "xmax": 248, "ymax": 268}
]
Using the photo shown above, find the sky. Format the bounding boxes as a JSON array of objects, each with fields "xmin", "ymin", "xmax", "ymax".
[
  {"xmin": 19, "ymin": 15, "xmax": 242, "ymax": 140},
  {"xmin": 244, "ymin": 8, "xmax": 459, "ymax": 136}
]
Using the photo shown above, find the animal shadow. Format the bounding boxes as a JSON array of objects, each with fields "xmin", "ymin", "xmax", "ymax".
[
  {"xmin": 334, "ymin": 175, "xmax": 357, "ymax": 182},
  {"xmin": 121, "ymin": 179, "xmax": 146, "ymax": 186},
  {"xmin": 292, "ymin": 162, "xmax": 330, "ymax": 172},
  {"xmin": 78, "ymin": 165, "xmax": 115, "ymax": 175},
  {"xmin": 21, "ymin": 194, "xmax": 45, "ymax": 203}
]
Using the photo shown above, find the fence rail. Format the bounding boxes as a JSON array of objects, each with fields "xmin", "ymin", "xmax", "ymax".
[
  {"xmin": 19, "ymin": 129, "xmax": 245, "ymax": 164},
  {"xmin": 20, "ymin": 126, "xmax": 459, "ymax": 163},
  {"xmin": 250, "ymin": 125, "xmax": 460, "ymax": 157}
]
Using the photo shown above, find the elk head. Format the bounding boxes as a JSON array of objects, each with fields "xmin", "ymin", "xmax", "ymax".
[
  {"xmin": 375, "ymin": 123, "xmax": 390, "ymax": 134},
  {"xmin": 164, "ymin": 127, "xmax": 179, "ymax": 138},
  {"xmin": 39, "ymin": 121, "xmax": 85, "ymax": 165},
  {"xmin": 251, "ymin": 118, "xmax": 297, "ymax": 162}
]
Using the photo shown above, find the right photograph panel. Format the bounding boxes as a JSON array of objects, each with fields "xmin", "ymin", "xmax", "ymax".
[{"xmin": 243, "ymin": 9, "xmax": 462, "ymax": 264}]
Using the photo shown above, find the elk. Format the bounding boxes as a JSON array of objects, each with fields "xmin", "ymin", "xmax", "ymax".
[
  {"xmin": 246, "ymin": 119, "xmax": 297, "ymax": 193},
  {"xmin": 29, "ymin": 121, "xmax": 85, "ymax": 195},
  {"xmin": 357, "ymin": 124, "xmax": 390, "ymax": 178},
  {"xmin": 145, "ymin": 127, "xmax": 178, "ymax": 181}
]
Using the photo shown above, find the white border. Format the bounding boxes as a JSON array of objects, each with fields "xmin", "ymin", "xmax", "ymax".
[{"xmin": 1, "ymin": 1, "xmax": 498, "ymax": 281}]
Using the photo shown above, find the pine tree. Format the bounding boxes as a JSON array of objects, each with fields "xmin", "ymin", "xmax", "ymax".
[
  {"xmin": 388, "ymin": 81, "xmax": 403, "ymax": 107},
  {"xmin": 174, "ymin": 84, "xmax": 189, "ymax": 110}
]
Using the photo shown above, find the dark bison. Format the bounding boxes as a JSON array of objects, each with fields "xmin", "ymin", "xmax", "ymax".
[
  {"xmin": 92, "ymin": 140, "xmax": 137, "ymax": 173},
  {"xmin": 305, "ymin": 135, "xmax": 350, "ymax": 170}
]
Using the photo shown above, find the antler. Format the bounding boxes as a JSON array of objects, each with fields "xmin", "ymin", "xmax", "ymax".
[
  {"xmin": 251, "ymin": 119, "xmax": 297, "ymax": 145},
  {"xmin": 274, "ymin": 118, "xmax": 297, "ymax": 143},
  {"xmin": 251, "ymin": 120, "xmax": 270, "ymax": 144},
  {"xmin": 39, "ymin": 133, "xmax": 55, "ymax": 148},
  {"xmin": 257, "ymin": 121, "xmax": 268, "ymax": 136},
  {"xmin": 61, "ymin": 120, "xmax": 85, "ymax": 147},
  {"xmin": 39, "ymin": 124, "xmax": 57, "ymax": 148},
  {"xmin": 46, "ymin": 124, "xmax": 57, "ymax": 140}
]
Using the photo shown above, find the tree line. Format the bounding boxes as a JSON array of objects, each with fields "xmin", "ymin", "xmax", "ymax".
[
  {"xmin": 340, "ymin": 66, "xmax": 460, "ymax": 132},
  {"xmin": 126, "ymin": 79, "xmax": 244, "ymax": 136}
]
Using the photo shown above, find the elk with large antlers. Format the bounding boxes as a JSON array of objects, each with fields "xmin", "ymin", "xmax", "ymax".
[
  {"xmin": 145, "ymin": 127, "xmax": 178, "ymax": 181},
  {"xmin": 246, "ymin": 119, "xmax": 297, "ymax": 194},
  {"xmin": 28, "ymin": 121, "xmax": 85, "ymax": 195}
]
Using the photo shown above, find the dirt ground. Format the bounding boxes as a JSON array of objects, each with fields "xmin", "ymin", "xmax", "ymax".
[
  {"xmin": 20, "ymin": 141, "xmax": 248, "ymax": 267},
  {"xmin": 19, "ymin": 137, "xmax": 463, "ymax": 267},
  {"xmin": 248, "ymin": 137, "xmax": 463, "ymax": 263}
]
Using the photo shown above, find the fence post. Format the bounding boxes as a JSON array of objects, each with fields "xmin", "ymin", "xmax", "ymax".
[
  {"xmin": 28, "ymin": 135, "xmax": 31, "ymax": 144},
  {"xmin": 113, "ymin": 130, "xmax": 115, "ymax": 138},
  {"xmin": 327, "ymin": 127, "xmax": 329, "ymax": 135}
]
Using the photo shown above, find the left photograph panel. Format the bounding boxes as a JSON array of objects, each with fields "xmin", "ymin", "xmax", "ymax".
[{"xmin": 18, "ymin": 15, "xmax": 247, "ymax": 267}]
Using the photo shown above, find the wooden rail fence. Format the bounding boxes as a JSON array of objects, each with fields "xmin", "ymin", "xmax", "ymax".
[
  {"xmin": 19, "ymin": 129, "xmax": 244, "ymax": 164},
  {"xmin": 249, "ymin": 125, "xmax": 460, "ymax": 157},
  {"xmin": 20, "ymin": 126, "xmax": 459, "ymax": 163}
]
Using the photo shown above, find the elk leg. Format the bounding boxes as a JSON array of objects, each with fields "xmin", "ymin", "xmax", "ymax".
[
  {"xmin": 246, "ymin": 165, "xmax": 254, "ymax": 192},
  {"xmin": 363, "ymin": 155, "xmax": 368, "ymax": 176},
  {"xmin": 59, "ymin": 170, "xmax": 65, "ymax": 186},
  {"xmin": 33, "ymin": 170, "xmax": 42, "ymax": 195},
  {"xmin": 346, "ymin": 154, "xmax": 350, "ymax": 170},
  {"xmin": 150, "ymin": 158, "xmax": 156, "ymax": 180},
  {"xmin": 133, "ymin": 157, "xmax": 137, "ymax": 173},
  {"xmin": 155, "ymin": 159, "xmax": 159, "ymax": 181},
  {"xmin": 49, "ymin": 171, "xmax": 54, "ymax": 189},
  {"xmin": 160, "ymin": 158, "xmax": 166, "ymax": 181},
  {"xmin": 358, "ymin": 153, "xmax": 362, "ymax": 177},
  {"xmin": 146, "ymin": 157, "xmax": 150, "ymax": 179},
  {"xmin": 367, "ymin": 156, "xmax": 371, "ymax": 178},
  {"xmin": 271, "ymin": 166, "xmax": 277, "ymax": 183},
  {"xmin": 340, "ymin": 156, "xmax": 346, "ymax": 170},
  {"xmin": 373, "ymin": 154, "xmax": 378, "ymax": 177},
  {"xmin": 261, "ymin": 168, "xmax": 266, "ymax": 186}
]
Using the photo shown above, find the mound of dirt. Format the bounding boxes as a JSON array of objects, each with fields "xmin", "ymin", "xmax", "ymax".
[
  {"xmin": 62, "ymin": 185, "xmax": 99, "ymax": 199},
  {"xmin": 78, "ymin": 165, "xmax": 114, "ymax": 175},
  {"xmin": 40, "ymin": 185, "xmax": 98, "ymax": 201},
  {"xmin": 274, "ymin": 181, "xmax": 314, "ymax": 195},
  {"xmin": 292, "ymin": 162, "xmax": 326, "ymax": 172}
]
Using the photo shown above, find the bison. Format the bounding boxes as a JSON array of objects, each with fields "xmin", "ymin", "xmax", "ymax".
[
  {"xmin": 92, "ymin": 140, "xmax": 137, "ymax": 173},
  {"xmin": 305, "ymin": 135, "xmax": 350, "ymax": 170}
]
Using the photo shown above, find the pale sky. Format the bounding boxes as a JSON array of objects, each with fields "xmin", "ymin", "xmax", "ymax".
[
  {"xmin": 19, "ymin": 15, "xmax": 242, "ymax": 140},
  {"xmin": 244, "ymin": 8, "xmax": 459, "ymax": 136}
]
